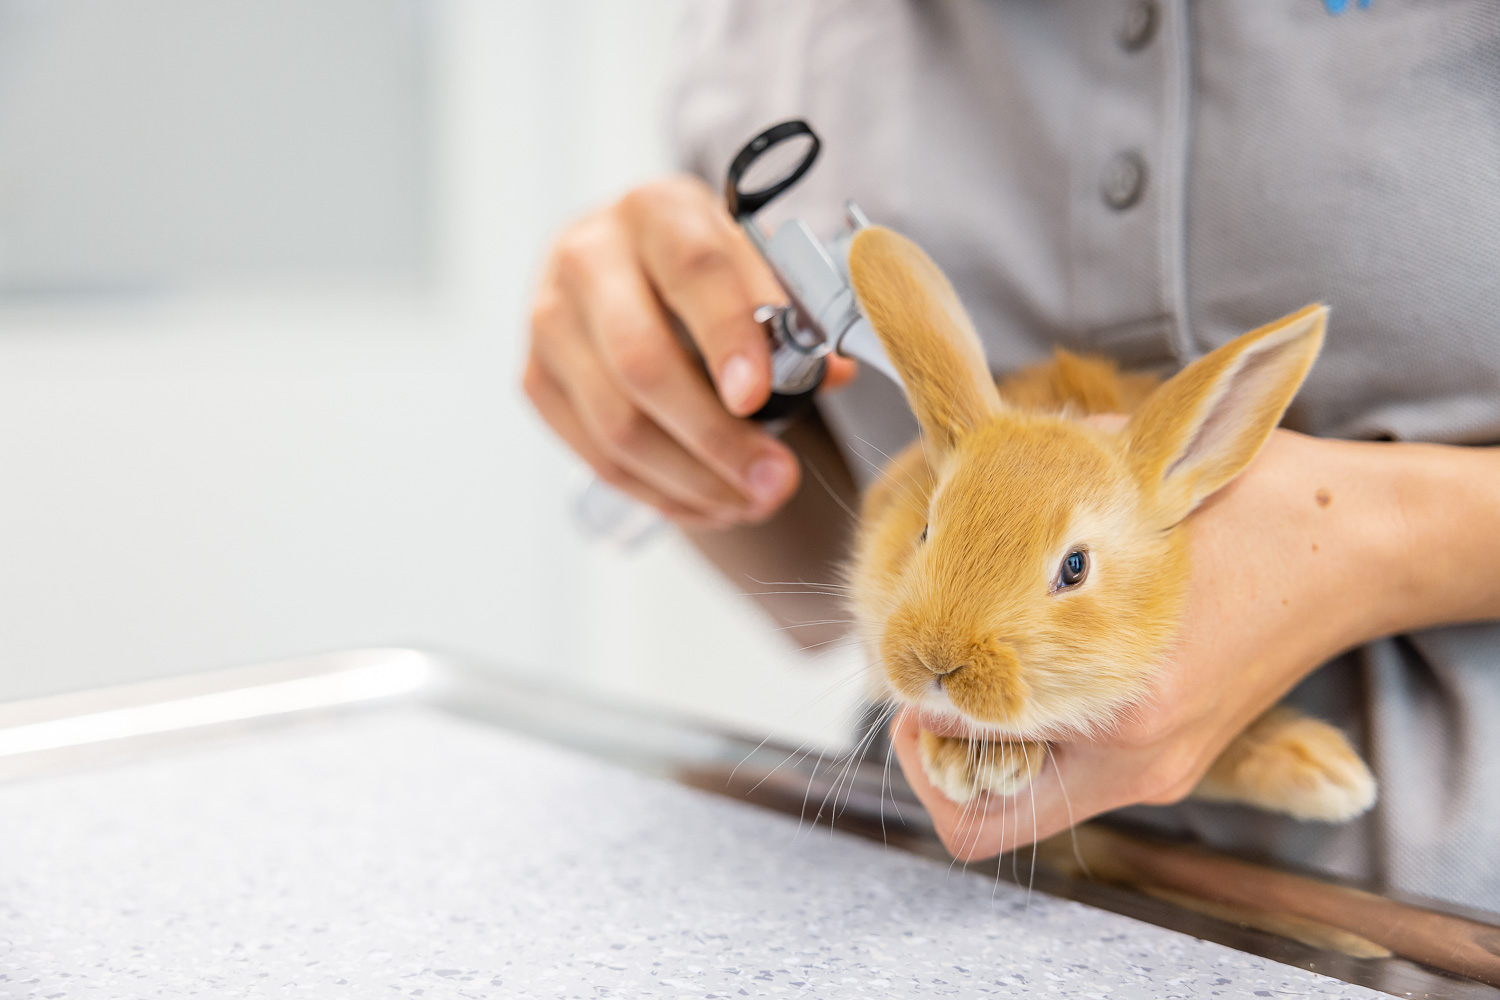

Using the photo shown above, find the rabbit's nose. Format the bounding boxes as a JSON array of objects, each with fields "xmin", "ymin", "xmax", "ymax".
[{"xmin": 915, "ymin": 650, "xmax": 965, "ymax": 677}]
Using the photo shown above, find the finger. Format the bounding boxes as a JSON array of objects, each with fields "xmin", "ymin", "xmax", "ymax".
[
  {"xmin": 1083, "ymin": 412, "xmax": 1129, "ymax": 432},
  {"xmin": 722, "ymin": 209, "xmax": 786, "ymax": 307},
  {"xmin": 822, "ymin": 355, "xmax": 859, "ymax": 392},
  {"xmin": 522, "ymin": 357, "xmax": 725, "ymax": 530},
  {"xmin": 917, "ymin": 709, "xmax": 973, "ymax": 738},
  {"xmin": 625, "ymin": 182, "xmax": 776, "ymax": 417},
  {"xmin": 560, "ymin": 228, "xmax": 800, "ymax": 517},
  {"xmin": 532, "ymin": 304, "xmax": 755, "ymax": 522}
]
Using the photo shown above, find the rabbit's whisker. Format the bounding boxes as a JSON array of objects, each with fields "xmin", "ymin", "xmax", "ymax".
[
  {"xmin": 1046, "ymin": 742, "xmax": 1090, "ymax": 879},
  {"xmin": 818, "ymin": 703, "xmax": 890, "ymax": 831},
  {"xmin": 1010, "ymin": 744, "xmax": 1023, "ymax": 889},
  {"xmin": 801, "ymin": 450, "xmax": 862, "ymax": 523},
  {"xmin": 769, "ymin": 619, "xmax": 858, "ymax": 633},
  {"xmin": 735, "ymin": 676, "xmax": 869, "ymax": 802},
  {"xmin": 960, "ymin": 741, "xmax": 992, "ymax": 877},
  {"xmin": 1022, "ymin": 740, "xmax": 1039, "ymax": 909},
  {"xmin": 866, "ymin": 701, "xmax": 902, "ymax": 811},
  {"xmin": 744, "ymin": 575, "xmax": 852, "ymax": 594},
  {"xmin": 800, "ymin": 634, "xmax": 867, "ymax": 656},
  {"xmin": 737, "ymin": 589, "xmax": 853, "ymax": 600},
  {"xmin": 849, "ymin": 435, "xmax": 931, "ymax": 521},
  {"xmin": 878, "ymin": 707, "xmax": 907, "ymax": 840}
]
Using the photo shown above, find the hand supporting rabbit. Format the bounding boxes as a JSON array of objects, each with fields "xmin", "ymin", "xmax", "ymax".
[{"xmin": 889, "ymin": 420, "xmax": 1406, "ymax": 860}]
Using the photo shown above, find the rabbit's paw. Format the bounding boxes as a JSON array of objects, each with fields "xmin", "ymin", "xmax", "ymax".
[
  {"xmin": 918, "ymin": 730, "xmax": 1045, "ymax": 804},
  {"xmin": 1196, "ymin": 708, "xmax": 1376, "ymax": 822}
]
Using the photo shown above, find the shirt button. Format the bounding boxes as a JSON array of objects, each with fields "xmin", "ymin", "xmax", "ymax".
[
  {"xmin": 1101, "ymin": 151, "xmax": 1148, "ymax": 210},
  {"xmin": 1118, "ymin": 0, "xmax": 1159, "ymax": 52}
]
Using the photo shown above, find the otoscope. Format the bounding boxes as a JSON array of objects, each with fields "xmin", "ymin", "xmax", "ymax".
[{"xmin": 575, "ymin": 120, "xmax": 900, "ymax": 546}]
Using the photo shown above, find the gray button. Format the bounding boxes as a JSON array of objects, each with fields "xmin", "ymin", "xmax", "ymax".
[
  {"xmin": 1101, "ymin": 151, "xmax": 1148, "ymax": 210},
  {"xmin": 1118, "ymin": 0, "xmax": 1158, "ymax": 52}
]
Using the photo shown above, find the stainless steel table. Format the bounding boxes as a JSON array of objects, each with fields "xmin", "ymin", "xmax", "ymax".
[{"xmin": 0, "ymin": 648, "xmax": 1494, "ymax": 998}]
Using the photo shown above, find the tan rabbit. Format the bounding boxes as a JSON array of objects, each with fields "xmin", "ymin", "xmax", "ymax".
[{"xmin": 845, "ymin": 226, "xmax": 1376, "ymax": 823}]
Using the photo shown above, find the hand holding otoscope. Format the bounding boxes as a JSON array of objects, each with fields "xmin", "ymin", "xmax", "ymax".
[{"xmin": 525, "ymin": 120, "xmax": 901, "ymax": 546}]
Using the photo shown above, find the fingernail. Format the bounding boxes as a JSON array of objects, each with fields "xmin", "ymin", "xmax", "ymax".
[
  {"xmin": 719, "ymin": 354, "xmax": 757, "ymax": 412},
  {"xmin": 747, "ymin": 455, "xmax": 793, "ymax": 505}
]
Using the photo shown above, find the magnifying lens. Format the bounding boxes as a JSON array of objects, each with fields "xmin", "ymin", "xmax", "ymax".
[{"xmin": 726, "ymin": 120, "xmax": 822, "ymax": 220}]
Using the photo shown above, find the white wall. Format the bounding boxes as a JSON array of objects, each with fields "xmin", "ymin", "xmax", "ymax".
[
  {"xmin": 0, "ymin": 1, "xmax": 863, "ymax": 750},
  {"xmin": 0, "ymin": 0, "xmax": 430, "ymax": 289}
]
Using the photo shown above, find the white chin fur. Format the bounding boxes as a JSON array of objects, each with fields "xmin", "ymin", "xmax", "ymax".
[{"xmin": 908, "ymin": 690, "xmax": 1034, "ymax": 739}]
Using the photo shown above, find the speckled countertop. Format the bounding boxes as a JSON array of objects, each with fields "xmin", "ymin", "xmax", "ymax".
[{"xmin": 0, "ymin": 708, "xmax": 1385, "ymax": 999}]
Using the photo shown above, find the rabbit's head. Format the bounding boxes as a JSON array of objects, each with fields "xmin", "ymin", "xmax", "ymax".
[{"xmin": 846, "ymin": 227, "xmax": 1325, "ymax": 737}]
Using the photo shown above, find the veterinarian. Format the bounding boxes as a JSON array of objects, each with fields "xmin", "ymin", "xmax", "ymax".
[{"xmin": 523, "ymin": 2, "xmax": 1500, "ymax": 910}]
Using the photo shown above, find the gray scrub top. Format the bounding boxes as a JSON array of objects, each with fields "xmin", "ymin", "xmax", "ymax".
[{"xmin": 668, "ymin": 0, "xmax": 1500, "ymax": 912}]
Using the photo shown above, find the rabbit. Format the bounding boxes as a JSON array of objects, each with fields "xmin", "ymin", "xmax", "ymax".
[{"xmin": 844, "ymin": 225, "xmax": 1376, "ymax": 823}]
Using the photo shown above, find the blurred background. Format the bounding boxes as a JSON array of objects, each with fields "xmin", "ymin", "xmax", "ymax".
[{"xmin": 0, "ymin": 0, "xmax": 863, "ymax": 750}]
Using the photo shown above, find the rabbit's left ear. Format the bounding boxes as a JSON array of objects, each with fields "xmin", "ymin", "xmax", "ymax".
[{"xmin": 1127, "ymin": 304, "xmax": 1327, "ymax": 521}]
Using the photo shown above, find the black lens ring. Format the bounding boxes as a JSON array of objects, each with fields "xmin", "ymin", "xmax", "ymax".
[{"xmin": 725, "ymin": 119, "xmax": 821, "ymax": 219}]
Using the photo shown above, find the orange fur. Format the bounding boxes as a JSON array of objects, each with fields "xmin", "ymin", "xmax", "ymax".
[
  {"xmin": 849, "ymin": 231, "xmax": 1001, "ymax": 455},
  {"xmin": 1195, "ymin": 708, "xmax": 1376, "ymax": 821},
  {"xmin": 846, "ymin": 226, "xmax": 1373, "ymax": 821},
  {"xmin": 996, "ymin": 349, "xmax": 1160, "ymax": 416}
]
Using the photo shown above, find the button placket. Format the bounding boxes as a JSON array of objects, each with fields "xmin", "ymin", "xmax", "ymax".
[
  {"xmin": 1066, "ymin": 0, "xmax": 1180, "ymax": 367},
  {"xmin": 1107, "ymin": 0, "xmax": 1155, "ymax": 215},
  {"xmin": 1108, "ymin": 0, "xmax": 1155, "ymax": 214}
]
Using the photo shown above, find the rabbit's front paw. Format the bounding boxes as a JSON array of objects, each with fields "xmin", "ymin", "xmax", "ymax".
[
  {"xmin": 918, "ymin": 730, "xmax": 1045, "ymax": 804},
  {"xmin": 1196, "ymin": 708, "xmax": 1376, "ymax": 822}
]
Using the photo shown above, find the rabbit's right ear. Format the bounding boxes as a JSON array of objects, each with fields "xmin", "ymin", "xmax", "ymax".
[
  {"xmin": 850, "ymin": 227, "xmax": 1001, "ymax": 454},
  {"xmin": 1126, "ymin": 304, "xmax": 1327, "ymax": 522}
]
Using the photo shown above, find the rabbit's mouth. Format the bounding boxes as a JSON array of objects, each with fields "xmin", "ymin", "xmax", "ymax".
[
  {"xmin": 913, "ymin": 698, "xmax": 1036, "ymax": 742},
  {"xmin": 917, "ymin": 682, "xmax": 959, "ymax": 716},
  {"xmin": 885, "ymin": 639, "xmax": 1029, "ymax": 724},
  {"xmin": 913, "ymin": 694, "xmax": 982, "ymax": 735}
]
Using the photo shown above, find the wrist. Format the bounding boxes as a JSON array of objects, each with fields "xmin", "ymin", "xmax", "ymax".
[
  {"xmin": 1173, "ymin": 432, "xmax": 1384, "ymax": 713},
  {"xmin": 1261, "ymin": 433, "xmax": 1396, "ymax": 664},
  {"xmin": 1311, "ymin": 437, "xmax": 1414, "ymax": 651}
]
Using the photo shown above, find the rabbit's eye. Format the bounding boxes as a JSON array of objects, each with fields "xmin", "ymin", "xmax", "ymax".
[
  {"xmin": 1057, "ymin": 549, "xmax": 1089, "ymax": 589},
  {"xmin": 919, "ymin": 523, "xmax": 929, "ymax": 543}
]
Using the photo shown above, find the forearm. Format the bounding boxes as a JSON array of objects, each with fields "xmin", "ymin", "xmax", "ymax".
[
  {"xmin": 682, "ymin": 408, "xmax": 859, "ymax": 650},
  {"xmin": 1373, "ymin": 439, "xmax": 1500, "ymax": 633},
  {"xmin": 1288, "ymin": 435, "xmax": 1500, "ymax": 658}
]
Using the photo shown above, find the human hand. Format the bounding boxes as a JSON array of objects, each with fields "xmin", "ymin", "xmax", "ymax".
[
  {"xmin": 523, "ymin": 174, "xmax": 855, "ymax": 529},
  {"xmin": 892, "ymin": 428, "xmax": 1395, "ymax": 859}
]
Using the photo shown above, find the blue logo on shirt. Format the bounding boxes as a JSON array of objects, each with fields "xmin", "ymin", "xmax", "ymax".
[{"xmin": 1324, "ymin": 0, "xmax": 1372, "ymax": 11}]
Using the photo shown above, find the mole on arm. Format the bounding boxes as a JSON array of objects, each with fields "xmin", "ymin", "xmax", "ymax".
[{"xmin": 1315, "ymin": 488, "xmax": 1332, "ymax": 508}]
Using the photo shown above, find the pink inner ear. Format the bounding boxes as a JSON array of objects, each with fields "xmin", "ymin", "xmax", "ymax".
[{"xmin": 1163, "ymin": 339, "xmax": 1298, "ymax": 485}]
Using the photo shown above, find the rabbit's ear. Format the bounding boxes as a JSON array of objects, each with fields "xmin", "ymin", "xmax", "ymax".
[
  {"xmin": 1127, "ymin": 304, "xmax": 1327, "ymax": 521},
  {"xmin": 850, "ymin": 227, "xmax": 1001, "ymax": 454}
]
